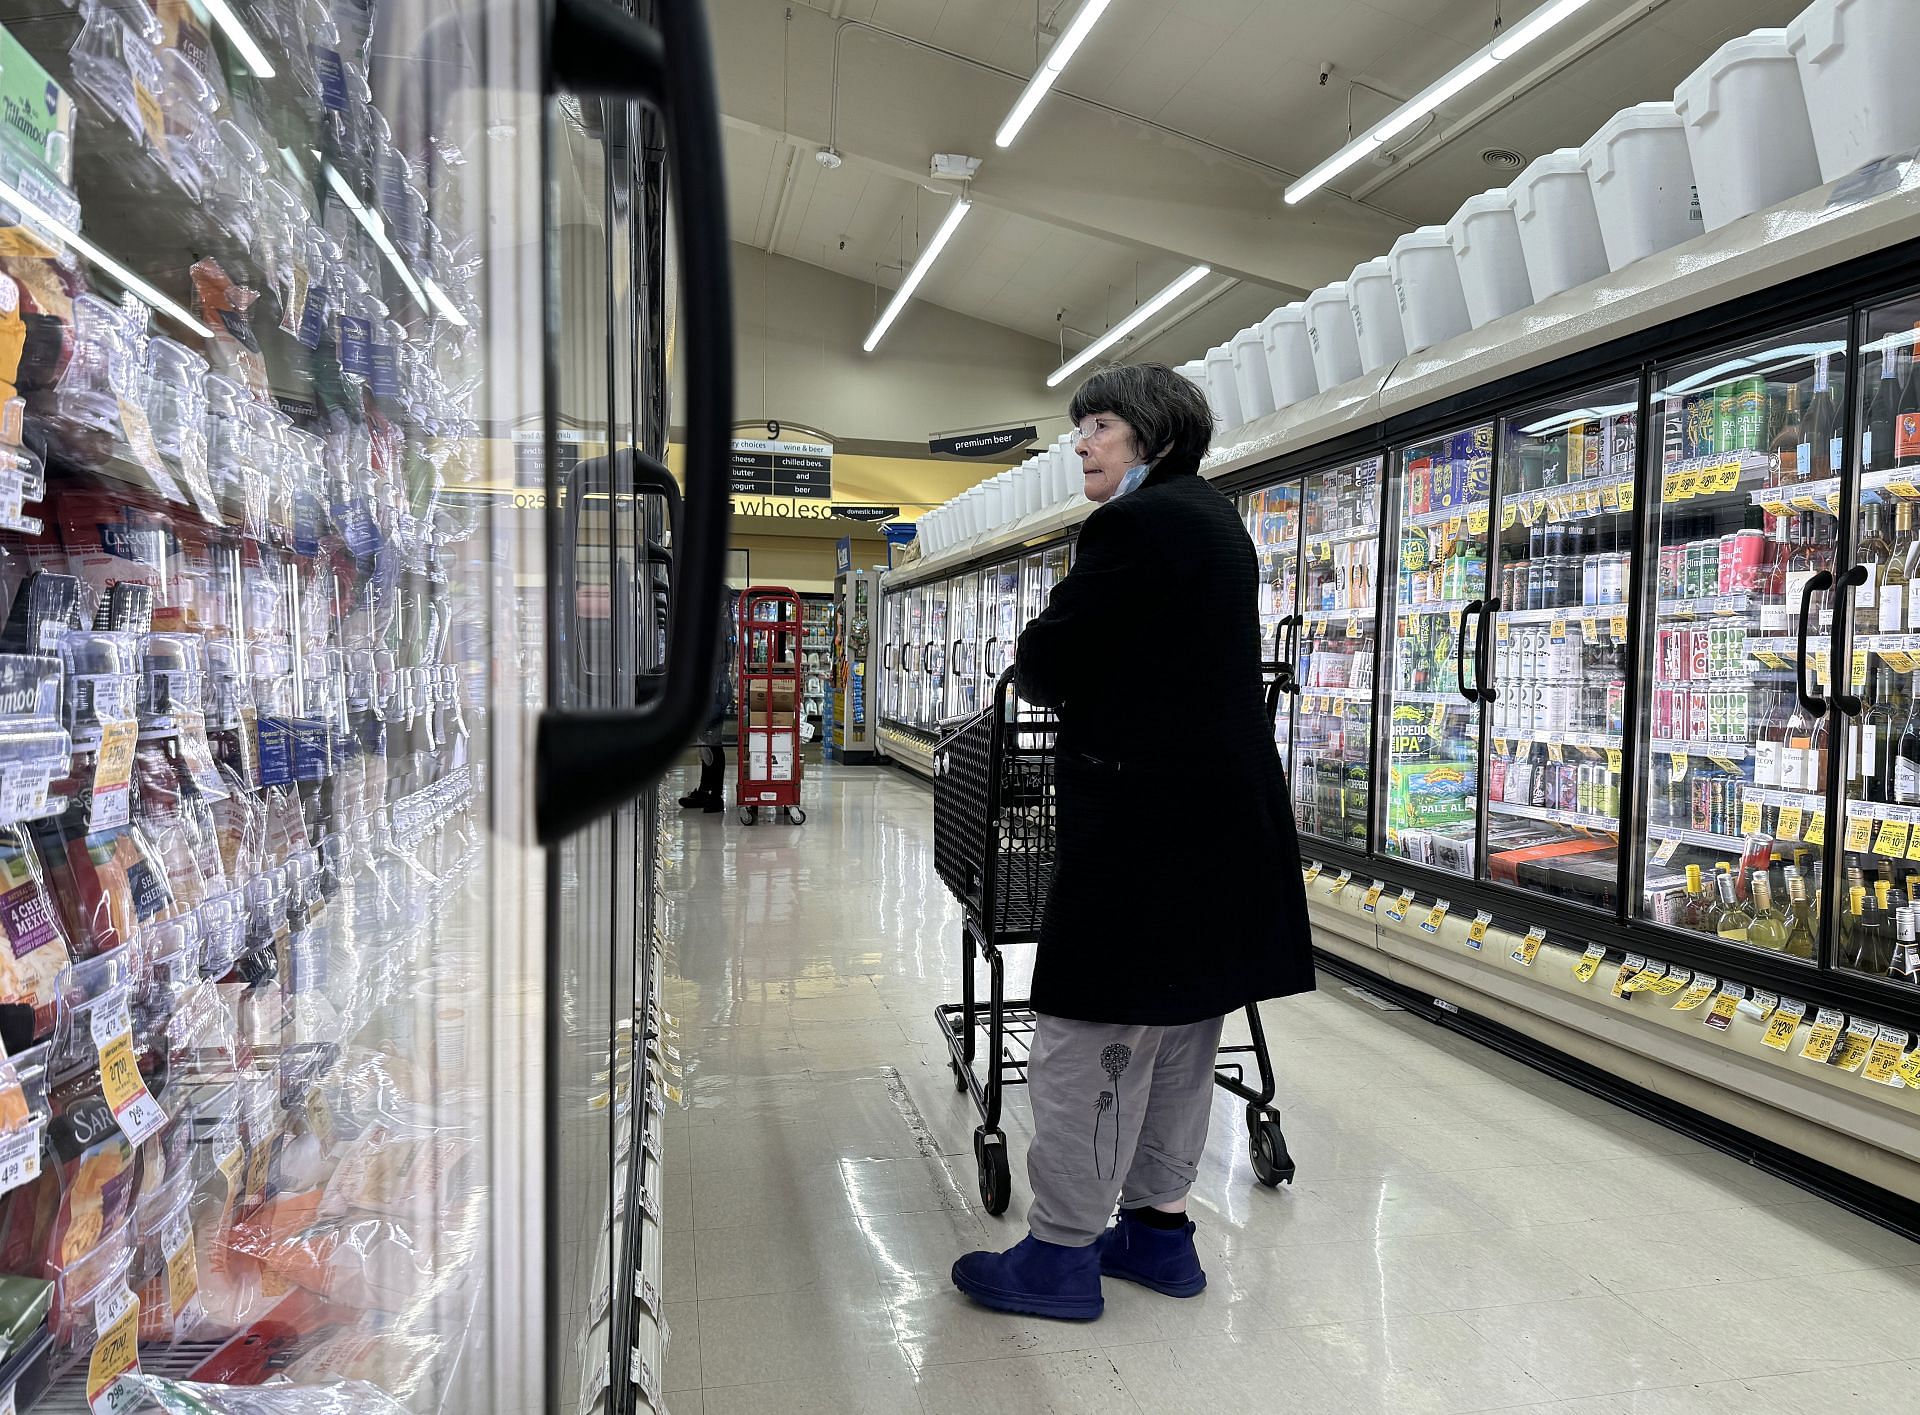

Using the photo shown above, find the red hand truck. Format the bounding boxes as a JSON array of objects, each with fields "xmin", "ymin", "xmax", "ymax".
[{"xmin": 735, "ymin": 585, "xmax": 808, "ymax": 824}]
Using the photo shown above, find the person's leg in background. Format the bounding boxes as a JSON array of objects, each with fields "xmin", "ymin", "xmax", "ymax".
[
  {"xmin": 679, "ymin": 742, "xmax": 726, "ymax": 811},
  {"xmin": 951, "ymin": 1016, "xmax": 1162, "ymax": 1320},
  {"xmin": 1096, "ymin": 1014, "xmax": 1227, "ymax": 1297}
]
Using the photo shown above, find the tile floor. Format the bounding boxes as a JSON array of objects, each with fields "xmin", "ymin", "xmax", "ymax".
[{"xmin": 654, "ymin": 764, "xmax": 1920, "ymax": 1414}]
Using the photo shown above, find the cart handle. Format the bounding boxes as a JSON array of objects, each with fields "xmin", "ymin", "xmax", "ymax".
[{"xmin": 536, "ymin": 0, "xmax": 732, "ymax": 845}]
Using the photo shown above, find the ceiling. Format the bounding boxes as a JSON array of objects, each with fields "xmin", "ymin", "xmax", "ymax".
[{"xmin": 713, "ymin": 0, "xmax": 1812, "ymax": 375}]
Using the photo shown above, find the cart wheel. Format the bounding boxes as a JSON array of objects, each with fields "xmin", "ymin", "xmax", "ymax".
[
  {"xmin": 785, "ymin": 806, "xmax": 807, "ymax": 825},
  {"xmin": 1248, "ymin": 1111, "xmax": 1295, "ymax": 1188},
  {"xmin": 974, "ymin": 1127, "xmax": 1011, "ymax": 1216},
  {"xmin": 738, "ymin": 805, "xmax": 758, "ymax": 825}
]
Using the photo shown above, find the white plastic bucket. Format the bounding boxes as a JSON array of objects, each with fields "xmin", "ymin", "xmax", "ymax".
[
  {"xmin": 1204, "ymin": 343, "xmax": 1245, "ymax": 428},
  {"xmin": 1018, "ymin": 460, "xmax": 1041, "ymax": 517},
  {"xmin": 1346, "ymin": 258, "xmax": 1406, "ymax": 373},
  {"xmin": 1259, "ymin": 304, "xmax": 1318, "ymax": 408},
  {"xmin": 1303, "ymin": 284, "xmax": 1363, "ymax": 391},
  {"xmin": 1175, "ymin": 359, "xmax": 1207, "ymax": 394},
  {"xmin": 1581, "ymin": 102, "xmax": 1704, "ymax": 271},
  {"xmin": 1230, "ymin": 325, "xmax": 1276, "ymax": 420},
  {"xmin": 1787, "ymin": 0, "xmax": 1920, "ymax": 183},
  {"xmin": 1446, "ymin": 189, "xmax": 1534, "ymax": 329},
  {"xmin": 1387, "ymin": 226, "xmax": 1472, "ymax": 353},
  {"xmin": 1510, "ymin": 149, "xmax": 1610, "ymax": 300},
  {"xmin": 1674, "ymin": 29, "xmax": 1821, "ymax": 231}
]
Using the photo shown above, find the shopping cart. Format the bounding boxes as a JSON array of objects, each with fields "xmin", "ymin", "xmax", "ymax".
[{"xmin": 932, "ymin": 665, "xmax": 1295, "ymax": 1216}]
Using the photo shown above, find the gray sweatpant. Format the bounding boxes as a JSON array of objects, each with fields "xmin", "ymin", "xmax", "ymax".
[{"xmin": 1025, "ymin": 1012, "xmax": 1227, "ymax": 1247}]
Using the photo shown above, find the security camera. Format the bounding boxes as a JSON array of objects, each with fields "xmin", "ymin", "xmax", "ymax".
[{"xmin": 1319, "ymin": 62, "xmax": 1333, "ymax": 86}]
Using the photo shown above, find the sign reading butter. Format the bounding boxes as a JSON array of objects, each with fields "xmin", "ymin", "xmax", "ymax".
[
  {"xmin": 930, "ymin": 425, "xmax": 1037, "ymax": 458},
  {"xmin": 730, "ymin": 438, "xmax": 832, "ymax": 498}
]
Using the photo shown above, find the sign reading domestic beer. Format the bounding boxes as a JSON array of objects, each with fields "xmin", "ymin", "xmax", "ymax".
[
  {"xmin": 729, "ymin": 437, "xmax": 832, "ymax": 498},
  {"xmin": 831, "ymin": 505, "xmax": 898, "ymax": 523},
  {"xmin": 930, "ymin": 425, "xmax": 1037, "ymax": 458}
]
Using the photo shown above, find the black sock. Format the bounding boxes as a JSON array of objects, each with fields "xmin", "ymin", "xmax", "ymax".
[{"xmin": 1129, "ymin": 1206, "xmax": 1187, "ymax": 1230}]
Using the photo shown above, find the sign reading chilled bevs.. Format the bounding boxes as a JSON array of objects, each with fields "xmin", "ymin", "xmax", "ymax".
[{"xmin": 730, "ymin": 437, "xmax": 832, "ymax": 505}]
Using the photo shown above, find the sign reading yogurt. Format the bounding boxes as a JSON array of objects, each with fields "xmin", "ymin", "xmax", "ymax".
[{"xmin": 729, "ymin": 438, "xmax": 833, "ymax": 499}]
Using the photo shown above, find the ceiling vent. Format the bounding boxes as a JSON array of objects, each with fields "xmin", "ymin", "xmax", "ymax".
[{"xmin": 1482, "ymin": 147, "xmax": 1525, "ymax": 172}]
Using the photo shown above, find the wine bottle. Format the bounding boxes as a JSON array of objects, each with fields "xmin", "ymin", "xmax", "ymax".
[
  {"xmin": 1898, "ymin": 671, "xmax": 1920, "ymax": 806},
  {"xmin": 1782, "ymin": 690, "xmax": 1815, "ymax": 792},
  {"xmin": 1883, "ymin": 503, "xmax": 1912, "ymax": 633},
  {"xmin": 1772, "ymin": 383, "xmax": 1803, "ymax": 483},
  {"xmin": 1841, "ymin": 882, "xmax": 1868, "ymax": 970},
  {"xmin": 1898, "ymin": 324, "xmax": 1920, "ymax": 467},
  {"xmin": 1867, "ymin": 341, "xmax": 1902, "ymax": 471},
  {"xmin": 1802, "ymin": 354, "xmax": 1838, "ymax": 481},
  {"xmin": 1858, "ymin": 500, "xmax": 1892, "ymax": 620},
  {"xmin": 1862, "ymin": 879, "xmax": 1897, "ymax": 974},
  {"xmin": 1714, "ymin": 869, "xmax": 1752, "ymax": 943},
  {"xmin": 1784, "ymin": 869, "xmax": 1817, "ymax": 960},
  {"xmin": 1747, "ymin": 870, "xmax": 1789, "ymax": 952},
  {"xmin": 1893, "ymin": 906, "xmax": 1920, "ymax": 984},
  {"xmin": 1680, "ymin": 862, "xmax": 1711, "ymax": 932}
]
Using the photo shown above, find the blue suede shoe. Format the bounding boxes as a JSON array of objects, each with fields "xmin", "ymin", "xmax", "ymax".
[
  {"xmin": 951, "ymin": 1234, "xmax": 1104, "ymax": 1320},
  {"xmin": 1095, "ymin": 1208, "xmax": 1207, "ymax": 1297}
]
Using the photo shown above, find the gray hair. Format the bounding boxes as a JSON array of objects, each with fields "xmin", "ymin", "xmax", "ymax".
[{"xmin": 1068, "ymin": 363, "xmax": 1213, "ymax": 475}]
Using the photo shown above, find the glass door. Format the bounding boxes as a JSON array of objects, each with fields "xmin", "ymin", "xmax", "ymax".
[
  {"xmin": 882, "ymin": 588, "xmax": 907, "ymax": 723},
  {"xmin": 1483, "ymin": 383, "xmax": 1639, "ymax": 910},
  {"xmin": 1382, "ymin": 424, "xmax": 1494, "ymax": 868},
  {"xmin": 1840, "ymin": 296, "xmax": 1920, "ymax": 988},
  {"xmin": 1242, "ymin": 484, "xmax": 1302, "ymax": 771},
  {"xmin": 1293, "ymin": 458, "xmax": 1381, "ymax": 848},
  {"xmin": 987, "ymin": 558, "xmax": 1022, "ymax": 685},
  {"xmin": 923, "ymin": 578, "xmax": 950, "ymax": 728},
  {"xmin": 949, "ymin": 570, "xmax": 983, "ymax": 718},
  {"xmin": 1634, "ymin": 320, "xmax": 1849, "ymax": 959}
]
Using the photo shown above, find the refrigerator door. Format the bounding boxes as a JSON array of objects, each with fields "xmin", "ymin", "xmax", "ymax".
[
  {"xmin": 1242, "ymin": 484, "xmax": 1302, "ymax": 779},
  {"xmin": 923, "ymin": 578, "xmax": 950, "ymax": 727},
  {"xmin": 1840, "ymin": 298, "xmax": 1920, "ymax": 988},
  {"xmin": 1293, "ymin": 458, "xmax": 1382, "ymax": 849},
  {"xmin": 1634, "ymin": 320, "xmax": 1848, "ymax": 959},
  {"xmin": 950, "ymin": 570, "xmax": 981, "ymax": 718},
  {"xmin": 1483, "ymin": 382, "xmax": 1639, "ymax": 909},
  {"xmin": 1382, "ymin": 424, "xmax": 1494, "ymax": 869},
  {"xmin": 988, "ymin": 558, "xmax": 1021, "ymax": 682}
]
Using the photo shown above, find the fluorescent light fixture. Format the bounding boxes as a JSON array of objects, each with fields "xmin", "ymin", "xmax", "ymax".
[
  {"xmin": 863, "ymin": 199, "xmax": 971, "ymax": 352},
  {"xmin": 422, "ymin": 277, "xmax": 471, "ymax": 328},
  {"xmin": 197, "ymin": 0, "xmax": 276, "ymax": 78},
  {"xmin": 321, "ymin": 159, "xmax": 464, "ymax": 324},
  {"xmin": 0, "ymin": 178, "xmax": 212, "ymax": 337},
  {"xmin": 995, "ymin": 0, "xmax": 1113, "ymax": 148},
  {"xmin": 1287, "ymin": 0, "xmax": 1601, "ymax": 205},
  {"xmin": 1046, "ymin": 264, "xmax": 1212, "ymax": 388},
  {"xmin": 1491, "ymin": 0, "xmax": 1595, "ymax": 60}
]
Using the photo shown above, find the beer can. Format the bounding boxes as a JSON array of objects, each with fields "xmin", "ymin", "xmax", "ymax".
[
  {"xmin": 1688, "ymin": 628, "xmax": 1711, "ymax": 680},
  {"xmin": 1688, "ymin": 687, "xmax": 1711, "ymax": 741},
  {"xmin": 1653, "ymin": 684, "xmax": 1673, "ymax": 739},
  {"xmin": 1728, "ymin": 528, "xmax": 1765, "ymax": 593},
  {"xmin": 1657, "ymin": 627, "xmax": 1680, "ymax": 683},
  {"xmin": 1717, "ymin": 534, "xmax": 1737, "ymax": 595}
]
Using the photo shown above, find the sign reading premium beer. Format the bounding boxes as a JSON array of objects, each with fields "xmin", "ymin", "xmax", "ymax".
[
  {"xmin": 929, "ymin": 425, "xmax": 1037, "ymax": 458},
  {"xmin": 729, "ymin": 437, "xmax": 832, "ymax": 498}
]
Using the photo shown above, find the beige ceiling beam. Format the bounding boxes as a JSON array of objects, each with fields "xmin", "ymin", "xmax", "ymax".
[{"xmin": 709, "ymin": 0, "xmax": 1410, "ymax": 294}]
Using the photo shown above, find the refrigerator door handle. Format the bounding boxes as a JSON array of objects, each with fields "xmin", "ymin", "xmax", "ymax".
[
  {"xmin": 1476, "ymin": 598, "xmax": 1501, "ymax": 703},
  {"xmin": 537, "ymin": 0, "xmax": 733, "ymax": 845},
  {"xmin": 984, "ymin": 636, "xmax": 999, "ymax": 673},
  {"xmin": 1456, "ymin": 600, "xmax": 1483, "ymax": 705},
  {"xmin": 1796, "ymin": 569, "xmax": 1833, "ymax": 716},
  {"xmin": 1833, "ymin": 564, "xmax": 1869, "ymax": 715}
]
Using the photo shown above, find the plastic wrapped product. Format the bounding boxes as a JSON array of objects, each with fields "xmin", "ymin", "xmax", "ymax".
[
  {"xmin": 123, "ymin": 1376, "xmax": 412, "ymax": 1414},
  {"xmin": 0, "ymin": 654, "xmax": 73, "ymax": 826},
  {"xmin": 206, "ymin": 120, "xmax": 262, "ymax": 252},
  {"xmin": 0, "ymin": 829, "xmax": 71, "ymax": 1040},
  {"xmin": 0, "ymin": 1273, "xmax": 50, "ymax": 1365},
  {"xmin": 190, "ymin": 261, "xmax": 268, "ymax": 401},
  {"xmin": 47, "ymin": 295, "xmax": 130, "ymax": 458},
  {"xmin": 144, "ymin": 337, "xmax": 218, "ymax": 523},
  {"xmin": 35, "ymin": 822, "xmax": 175, "ymax": 961},
  {"xmin": 130, "ymin": 1165, "xmax": 198, "ymax": 1339},
  {"xmin": 44, "ymin": 1214, "xmax": 133, "ymax": 1347},
  {"xmin": 55, "ymin": 496, "xmax": 160, "ymax": 628},
  {"xmin": 68, "ymin": 1, "xmax": 155, "ymax": 149},
  {"xmin": 0, "ymin": 1051, "xmax": 137, "ymax": 1276}
]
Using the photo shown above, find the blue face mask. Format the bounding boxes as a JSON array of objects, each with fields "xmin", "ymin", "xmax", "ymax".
[{"xmin": 1111, "ymin": 463, "xmax": 1152, "ymax": 500}]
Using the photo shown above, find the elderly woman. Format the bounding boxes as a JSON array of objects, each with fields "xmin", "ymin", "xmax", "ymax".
[{"xmin": 951, "ymin": 363, "xmax": 1314, "ymax": 1321}]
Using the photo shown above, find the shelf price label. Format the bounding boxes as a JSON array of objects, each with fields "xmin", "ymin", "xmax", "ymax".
[
  {"xmin": 1845, "ymin": 813, "xmax": 1875, "ymax": 851},
  {"xmin": 1740, "ymin": 799, "xmax": 1764, "ymax": 836},
  {"xmin": 1704, "ymin": 982, "xmax": 1745, "ymax": 1031},
  {"xmin": 1328, "ymin": 869, "xmax": 1352, "ymax": 896},
  {"xmin": 1573, "ymin": 943, "xmax": 1607, "ymax": 984},
  {"xmin": 1612, "ymin": 954, "xmax": 1650, "ymax": 996},
  {"xmin": 91, "ymin": 992, "xmax": 165, "ymax": 1147},
  {"xmin": 85, "ymin": 1285, "xmax": 140, "ymax": 1415},
  {"xmin": 1799, "ymin": 1007, "xmax": 1847, "ymax": 1064},
  {"xmin": 1420, "ymin": 899, "xmax": 1450, "ymax": 934},
  {"xmin": 162, "ymin": 1213, "xmax": 199, "ymax": 1317},
  {"xmin": 1898, "ymin": 1047, "xmax": 1920, "ymax": 1089},
  {"xmin": 1832, "ymin": 1021, "xmax": 1878, "ymax": 1073},
  {"xmin": 1671, "ymin": 973, "xmax": 1718, "ymax": 1012},
  {"xmin": 1669, "ymin": 752, "xmax": 1688, "ymax": 780},
  {"xmin": 1864, "ymin": 1027, "xmax": 1909, "ymax": 1087},
  {"xmin": 1648, "ymin": 967, "xmax": 1692, "ymax": 997},
  {"xmin": 1511, "ymin": 925, "xmax": 1546, "ymax": 966},
  {"xmin": 1875, "ymin": 818, "xmax": 1911, "ymax": 859},
  {"xmin": 1466, "ymin": 910, "xmax": 1493, "ymax": 950},
  {"xmin": 1361, "ymin": 881, "xmax": 1385, "ymax": 914},
  {"xmin": 1302, "ymin": 861, "xmax": 1323, "ymax": 886},
  {"xmin": 1776, "ymin": 805, "xmax": 1804, "ymax": 841},
  {"xmin": 1904, "ymin": 828, "xmax": 1920, "ymax": 863},
  {"xmin": 1467, "ymin": 507, "xmax": 1489, "ymax": 533},
  {"xmin": 1762, "ymin": 999, "xmax": 1808, "ymax": 1051},
  {"xmin": 1806, "ymin": 809, "xmax": 1827, "ymax": 846},
  {"xmin": 1384, "ymin": 887, "xmax": 1416, "ymax": 923},
  {"xmin": 1652, "ymin": 836, "xmax": 1681, "ymax": 865}
]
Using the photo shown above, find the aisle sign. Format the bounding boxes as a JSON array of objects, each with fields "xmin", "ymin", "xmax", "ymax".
[
  {"xmin": 1511, "ymin": 925, "xmax": 1546, "ymax": 966},
  {"xmin": 1466, "ymin": 910, "xmax": 1492, "ymax": 949},
  {"xmin": 1573, "ymin": 944, "xmax": 1607, "ymax": 984},
  {"xmin": 1672, "ymin": 974, "xmax": 1718, "ymax": 1011},
  {"xmin": 1799, "ymin": 1007, "xmax": 1846, "ymax": 1063},
  {"xmin": 729, "ymin": 438, "xmax": 832, "ymax": 498},
  {"xmin": 1762, "ymin": 999, "xmax": 1807, "ymax": 1051}
]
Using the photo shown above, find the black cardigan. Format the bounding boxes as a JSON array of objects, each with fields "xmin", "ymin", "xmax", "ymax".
[{"xmin": 1015, "ymin": 463, "xmax": 1316, "ymax": 1025}]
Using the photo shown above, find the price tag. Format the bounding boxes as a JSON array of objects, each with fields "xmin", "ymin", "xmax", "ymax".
[
  {"xmin": 1832, "ymin": 1021, "xmax": 1878, "ymax": 1073},
  {"xmin": 1776, "ymin": 805, "xmax": 1804, "ymax": 841},
  {"xmin": 1511, "ymin": 925, "xmax": 1546, "ymax": 966},
  {"xmin": 1384, "ymin": 887, "xmax": 1416, "ymax": 923},
  {"xmin": 0, "ymin": 1118, "xmax": 40, "ymax": 1201},
  {"xmin": 1669, "ymin": 753, "xmax": 1688, "ymax": 780},
  {"xmin": 1799, "ymin": 1007, "xmax": 1846, "ymax": 1063},
  {"xmin": 1704, "ymin": 982, "xmax": 1745, "ymax": 1031},
  {"xmin": 1846, "ymin": 813, "xmax": 1875, "ymax": 851},
  {"xmin": 1891, "ymin": 480, "xmax": 1920, "ymax": 499},
  {"xmin": 1303, "ymin": 861, "xmax": 1323, "ymax": 885},
  {"xmin": 1898, "ymin": 1048, "xmax": 1920, "ymax": 1088},
  {"xmin": 1361, "ymin": 881, "xmax": 1385, "ymax": 915},
  {"xmin": 1420, "ymin": 899, "xmax": 1450, "ymax": 934},
  {"xmin": 1502, "ymin": 504, "xmax": 1519, "ymax": 529},
  {"xmin": 1864, "ymin": 1027, "xmax": 1909, "ymax": 1087},
  {"xmin": 1328, "ymin": 869, "xmax": 1352, "ymax": 896},
  {"xmin": 1607, "ymin": 748, "xmax": 1623, "ymax": 772},
  {"xmin": 1617, "ymin": 480, "xmax": 1634, "ymax": 512},
  {"xmin": 91, "ymin": 993, "xmax": 164, "ymax": 1147},
  {"xmin": 1573, "ymin": 943, "xmax": 1607, "ymax": 984},
  {"xmin": 1582, "ymin": 615, "xmax": 1600, "ymax": 642},
  {"xmin": 1806, "ymin": 809, "xmax": 1827, "ymax": 846},
  {"xmin": 1743, "ymin": 990, "xmax": 1779, "ymax": 1022},
  {"xmin": 1466, "ymin": 910, "xmax": 1492, "ymax": 949},
  {"xmin": 1624, "ymin": 961, "xmax": 1669, "ymax": 994},
  {"xmin": 1547, "ymin": 743, "xmax": 1564, "ymax": 763},
  {"xmin": 1648, "ymin": 967, "xmax": 1693, "ymax": 996},
  {"xmin": 1883, "ymin": 649, "xmax": 1919, "ymax": 674},
  {"xmin": 1602, "ymin": 482, "xmax": 1621, "ymax": 509},
  {"xmin": 162, "ymin": 1213, "xmax": 199, "ymax": 1315},
  {"xmin": 1762, "ymin": 999, "xmax": 1807, "ymax": 1051},
  {"xmin": 85, "ymin": 1286, "xmax": 140, "ymax": 1415},
  {"xmin": 1550, "ymin": 618, "xmax": 1568, "ymax": 643},
  {"xmin": 1712, "ymin": 460, "xmax": 1744, "ymax": 493},
  {"xmin": 1610, "ymin": 615, "xmax": 1628, "ymax": 642},
  {"xmin": 1652, "ymin": 836, "xmax": 1681, "ymax": 865},
  {"xmin": 89, "ymin": 719, "xmax": 138, "ymax": 832},
  {"xmin": 1753, "ymin": 648, "xmax": 1786, "ymax": 670},
  {"xmin": 1467, "ymin": 507, "xmax": 1489, "ymax": 533},
  {"xmin": 1611, "ymin": 952, "xmax": 1648, "ymax": 997},
  {"xmin": 1741, "ymin": 799, "xmax": 1764, "ymax": 836},
  {"xmin": 1709, "ymin": 756, "xmax": 1741, "ymax": 774},
  {"xmin": 1671, "ymin": 973, "xmax": 1718, "ymax": 1012},
  {"xmin": 1876, "ymin": 818, "xmax": 1911, "ymax": 858}
]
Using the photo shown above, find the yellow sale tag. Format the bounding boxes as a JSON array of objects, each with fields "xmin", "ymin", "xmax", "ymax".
[
  {"xmin": 1706, "ymin": 988, "xmax": 1743, "ymax": 1028},
  {"xmin": 1611, "ymin": 953, "xmax": 1648, "ymax": 997},
  {"xmin": 1607, "ymin": 748, "xmax": 1623, "ymax": 772},
  {"xmin": 1876, "ymin": 818, "xmax": 1910, "ymax": 858},
  {"xmin": 1624, "ymin": 961, "xmax": 1669, "ymax": 994},
  {"xmin": 1832, "ymin": 1024, "xmax": 1877, "ymax": 1073},
  {"xmin": 1714, "ymin": 460, "xmax": 1744, "ymax": 492},
  {"xmin": 1648, "ymin": 967, "xmax": 1692, "ymax": 996},
  {"xmin": 1573, "ymin": 943, "xmax": 1607, "ymax": 983},
  {"xmin": 1420, "ymin": 900, "xmax": 1450, "ymax": 934},
  {"xmin": 1550, "ymin": 618, "xmax": 1567, "ymax": 642},
  {"xmin": 1384, "ymin": 888, "xmax": 1415, "ymax": 923},
  {"xmin": 1671, "ymin": 974, "xmax": 1718, "ymax": 1011},
  {"xmin": 1670, "ymin": 753, "xmax": 1688, "ymax": 780},
  {"xmin": 1846, "ymin": 814, "xmax": 1875, "ymax": 851},
  {"xmin": 1806, "ymin": 810, "xmax": 1827, "ymax": 846},
  {"xmin": 1891, "ymin": 480, "xmax": 1920, "ymax": 498},
  {"xmin": 1906, "ymin": 829, "xmax": 1920, "ymax": 863},
  {"xmin": 1468, "ymin": 507, "xmax": 1488, "ymax": 533},
  {"xmin": 1898, "ymin": 1049, "xmax": 1920, "ymax": 1088},
  {"xmin": 1799, "ymin": 1008, "xmax": 1846, "ymax": 1064},
  {"xmin": 1361, "ymin": 881, "xmax": 1385, "ymax": 914},
  {"xmin": 1884, "ymin": 650, "xmax": 1920, "ymax": 674},
  {"xmin": 1863, "ymin": 1028, "xmax": 1909, "ymax": 1086},
  {"xmin": 1328, "ymin": 869, "xmax": 1351, "ymax": 895},
  {"xmin": 135, "ymin": 83, "xmax": 166, "ymax": 151},
  {"xmin": 1618, "ymin": 480, "xmax": 1634, "ymax": 512},
  {"xmin": 1762, "ymin": 1000, "xmax": 1807, "ymax": 1051},
  {"xmin": 1602, "ymin": 482, "xmax": 1620, "ymax": 508},
  {"xmin": 89, "ymin": 720, "xmax": 138, "ymax": 830},
  {"xmin": 1611, "ymin": 615, "xmax": 1627, "ymax": 640},
  {"xmin": 1502, "ymin": 504, "xmax": 1518, "ymax": 529},
  {"xmin": 1754, "ymin": 649, "xmax": 1787, "ymax": 669},
  {"xmin": 164, "ymin": 1218, "xmax": 199, "ymax": 1316},
  {"xmin": 1466, "ymin": 911, "xmax": 1492, "ymax": 946},
  {"xmin": 98, "ymin": 1034, "xmax": 142, "ymax": 1114},
  {"xmin": 85, "ymin": 1287, "xmax": 139, "ymax": 1411},
  {"xmin": 1776, "ymin": 805, "xmax": 1804, "ymax": 841},
  {"xmin": 1303, "ymin": 862, "xmax": 1323, "ymax": 885},
  {"xmin": 1708, "ymin": 756, "xmax": 1741, "ymax": 774},
  {"xmin": 244, "ymin": 1141, "xmax": 271, "ymax": 1207},
  {"xmin": 1741, "ymin": 800, "xmax": 1763, "ymax": 836},
  {"xmin": 1652, "ymin": 836, "xmax": 1681, "ymax": 864},
  {"xmin": 1511, "ymin": 925, "xmax": 1546, "ymax": 966}
]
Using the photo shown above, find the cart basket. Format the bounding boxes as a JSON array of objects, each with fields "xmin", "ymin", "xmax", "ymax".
[{"xmin": 932, "ymin": 667, "xmax": 1057, "ymax": 938}]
